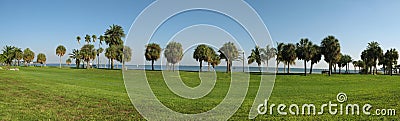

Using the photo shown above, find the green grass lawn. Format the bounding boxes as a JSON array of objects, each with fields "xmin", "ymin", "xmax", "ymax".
[{"xmin": 0, "ymin": 67, "xmax": 399, "ymax": 120}]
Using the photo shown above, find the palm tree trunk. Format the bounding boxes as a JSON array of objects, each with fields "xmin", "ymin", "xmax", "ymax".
[
  {"xmin": 59, "ymin": 56, "xmax": 62, "ymax": 68},
  {"xmin": 276, "ymin": 61, "xmax": 279, "ymax": 73},
  {"xmin": 151, "ymin": 60, "xmax": 155, "ymax": 71},
  {"xmin": 97, "ymin": 55, "xmax": 100, "ymax": 69},
  {"xmin": 287, "ymin": 62, "xmax": 290, "ymax": 74},
  {"xmin": 309, "ymin": 63, "xmax": 314, "ymax": 74},
  {"xmin": 173, "ymin": 64, "xmax": 175, "ymax": 72},
  {"xmin": 208, "ymin": 62, "xmax": 210, "ymax": 71},
  {"xmin": 328, "ymin": 62, "xmax": 332, "ymax": 76},
  {"xmin": 200, "ymin": 61, "xmax": 203, "ymax": 72},
  {"xmin": 226, "ymin": 60, "xmax": 229, "ymax": 73},
  {"xmin": 304, "ymin": 60, "xmax": 307, "ymax": 76},
  {"xmin": 87, "ymin": 60, "xmax": 90, "ymax": 69},
  {"xmin": 111, "ymin": 59, "xmax": 114, "ymax": 69},
  {"xmin": 258, "ymin": 64, "xmax": 261, "ymax": 73}
]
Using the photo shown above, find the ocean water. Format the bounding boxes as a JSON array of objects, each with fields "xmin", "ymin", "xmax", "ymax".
[{"xmin": 44, "ymin": 63, "xmax": 359, "ymax": 74}]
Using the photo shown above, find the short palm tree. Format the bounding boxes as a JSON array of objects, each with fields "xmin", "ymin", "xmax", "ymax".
[
  {"xmin": 219, "ymin": 42, "xmax": 239, "ymax": 73},
  {"xmin": 145, "ymin": 43, "xmax": 162, "ymax": 71},
  {"xmin": 23, "ymin": 48, "xmax": 35, "ymax": 66},
  {"xmin": 248, "ymin": 46, "xmax": 262, "ymax": 72},
  {"xmin": 66, "ymin": 58, "xmax": 72, "ymax": 66},
  {"xmin": 282, "ymin": 43, "xmax": 297, "ymax": 73},
  {"xmin": 309, "ymin": 44, "xmax": 321, "ymax": 74},
  {"xmin": 385, "ymin": 48, "xmax": 399, "ymax": 76},
  {"xmin": 81, "ymin": 44, "xmax": 96, "ymax": 69},
  {"xmin": 193, "ymin": 44, "xmax": 211, "ymax": 72},
  {"xmin": 37, "ymin": 53, "xmax": 46, "ymax": 67},
  {"xmin": 56, "ymin": 45, "xmax": 66, "ymax": 68},
  {"xmin": 296, "ymin": 38, "xmax": 313, "ymax": 76},
  {"xmin": 105, "ymin": 45, "xmax": 119, "ymax": 69},
  {"xmin": 69, "ymin": 49, "xmax": 82, "ymax": 69},
  {"xmin": 14, "ymin": 48, "xmax": 23, "ymax": 66},
  {"xmin": 164, "ymin": 42, "xmax": 183, "ymax": 71}
]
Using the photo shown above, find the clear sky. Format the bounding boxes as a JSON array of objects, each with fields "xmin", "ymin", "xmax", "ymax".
[{"xmin": 1, "ymin": 0, "xmax": 400, "ymax": 69}]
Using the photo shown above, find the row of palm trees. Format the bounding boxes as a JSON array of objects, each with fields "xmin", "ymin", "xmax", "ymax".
[
  {"xmin": 0, "ymin": 46, "xmax": 46, "ymax": 67},
  {"xmin": 66, "ymin": 25, "xmax": 132, "ymax": 69}
]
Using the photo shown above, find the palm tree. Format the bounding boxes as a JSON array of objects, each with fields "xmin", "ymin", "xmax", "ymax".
[
  {"xmin": 97, "ymin": 35, "xmax": 105, "ymax": 68},
  {"xmin": 296, "ymin": 38, "xmax": 313, "ymax": 76},
  {"xmin": 276, "ymin": 42, "xmax": 285, "ymax": 73},
  {"xmin": 14, "ymin": 48, "xmax": 23, "ymax": 66},
  {"xmin": 92, "ymin": 35, "xmax": 97, "ymax": 43},
  {"xmin": 193, "ymin": 44, "xmax": 210, "ymax": 72},
  {"xmin": 145, "ymin": 43, "xmax": 161, "ymax": 71},
  {"xmin": 205, "ymin": 46, "xmax": 217, "ymax": 71},
  {"xmin": 84, "ymin": 34, "xmax": 91, "ymax": 44},
  {"xmin": 260, "ymin": 45, "xmax": 276, "ymax": 69},
  {"xmin": 23, "ymin": 48, "xmax": 35, "ymax": 66},
  {"xmin": 119, "ymin": 46, "xmax": 132, "ymax": 70},
  {"xmin": 1, "ymin": 46, "xmax": 17, "ymax": 66},
  {"xmin": 352, "ymin": 61, "xmax": 359, "ymax": 73},
  {"xmin": 69, "ymin": 49, "xmax": 82, "ymax": 69},
  {"xmin": 365, "ymin": 41, "xmax": 383, "ymax": 75},
  {"xmin": 385, "ymin": 48, "xmax": 399, "ymax": 76},
  {"xmin": 81, "ymin": 44, "xmax": 97, "ymax": 69},
  {"xmin": 248, "ymin": 46, "xmax": 262, "ymax": 72},
  {"xmin": 37, "ymin": 53, "xmax": 46, "ymax": 67},
  {"xmin": 211, "ymin": 53, "xmax": 221, "ymax": 68},
  {"xmin": 56, "ymin": 45, "xmax": 66, "ymax": 68},
  {"xmin": 164, "ymin": 42, "xmax": 183, "ymax": 71},
  {"xmin": 309, "ymin": 44, "xmax": 321, "ymax": 74},
  {"xmin": 219, "ymin": 42, "xmax": 239, "ymax": 73},
  {"xmin": 320, "ymin": 36, "xmax": 341, "ymax": 76},
  {"xmin": 282, "ymin": 43, "xmax": 297, "ymax": 73},
  {"xmin": 96, "ymin": 48, "xmax": 104, "ymax": 68},
  {"xmin": 76, "ymin": 36, "xmax": 81, "ymax": 45},
  {"xmin": 66, "ymin": 58, "xmax": 72, "ymax": 66},
  {"xmin": 104, "ymin": 24, "xmax": 125, "ymax": 46}
]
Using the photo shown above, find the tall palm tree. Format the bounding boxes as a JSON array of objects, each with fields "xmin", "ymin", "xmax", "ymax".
[
  {"xmin": 81, "ymin": 44, "xmax": 97, "ymax": 69},
  {"xmin": 84, "ymin": 34, "xmax": 91, "ymax": 44},
  {"xmin": 193, "ymin": 44, "xmax": 210, "ymax": 72},
  {"xmin": 97, "ymin": 35, "xmax": 105, "ymax": 68},
  {"xmin": 56, "ymin": 45, "xmax": 66, "ymax": 68},
  {"xmin": 320, "ymin": 36, "xmax": 341, "ymax": 76},
  {"xmin": 296, "ymin": 38, "xmax": 313, "ymax": 76},
  {"xmin": 76, "ymin": 36, "xmax": 81, "ymax": 45},
  {"xmin": 23, "ymin": 48, "xmax": 35, "ymax": 66},
  {"xmin": 309, "ymin": 44, "xmax": 321, "ymax": 74},
  {"xmin": 219, "ymin": 42, "xmax": 239, "ymax": 73},
  {"xmin": 282, "ymin": 43, "xmax": 297, "ymax": 73},
  {"xmin": 37, "ymin": 53, "xmax": 46, "ymax": 67},
  {"xmin": 92, "ymin": 35, "xmax": 97, "ymax": 43},
  {"xmin": 104, "ymin": 24, "xmax": 125, "ymax": 46},
  {"xmin": 145, "ymin": 43, "xmax": 161, "ymax": 71},
  {"xmin": 248, "ymin": 46, "xmax": 262, "ymax": 72},
  {"xmin": 164, "ymin": 42, "xmax": 183, "ymax": 71},
  {"xmin": 96, "ymin": 48, "xmax": 104, "ymax": 68}
]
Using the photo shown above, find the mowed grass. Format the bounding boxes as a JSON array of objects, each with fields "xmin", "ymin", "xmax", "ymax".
[{"xmin": 0, "ymin": 67, "xmax": 399, "ymax": 120}]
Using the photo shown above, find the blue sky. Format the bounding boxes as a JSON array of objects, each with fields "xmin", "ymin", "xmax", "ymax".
[{"xmin": 1, "ymin": 0, "xmax": 400, "ymax": 69}]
